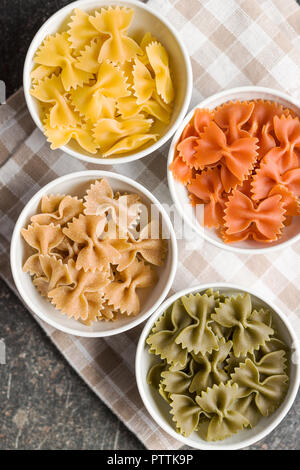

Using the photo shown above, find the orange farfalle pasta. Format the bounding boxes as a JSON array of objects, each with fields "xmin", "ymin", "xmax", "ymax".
[
  {"xmin": 193, "ymin": 122, "xmax": 258, "ymax": 190},
  {"xmin": 169, "ymin": 156, "xmax": 193, "ymax": 185},
  {"xmin": 246, "ymin": 100, "xmax": 290, "ymax": 159},
  {"xmin": 21, "ymin": 178, "xmax": 167, "ymax": 323},
  {"xmin": 252, "ymin": 155, "xmax": 300, "ymax": 200},
  {"xmin": 170, "ymin": 99, "xmax": 300, "ymax": 244},
  {"xmin": 224, "ymin": 190, "xmax": 285, "ymax": 242},
  {"xmin": 214, "ymin": 100, "xmax": 254, "ymax": 142},
  {"xmin": 29, "ymin": 6, "xmax": 174, "ymax": 158},
  {"xmin": 187, "ymin": 167, "xmax": 226, "ymax": 228}
]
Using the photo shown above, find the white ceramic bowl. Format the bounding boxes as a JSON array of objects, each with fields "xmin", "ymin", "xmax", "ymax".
[
  {"xmin": 136, "ymin": 282, "xmax": 300, "ymax": 450},
  {"xmin": 10, "ymin": 170, "xmax": 178, "ymax": 337},
  {"xmin": 167, "ymin": 86, "xmax": 300, "ymax": 254},
  {"xmin": 23, "ymin": 0, "xmax": 192, "ymax": 165}
]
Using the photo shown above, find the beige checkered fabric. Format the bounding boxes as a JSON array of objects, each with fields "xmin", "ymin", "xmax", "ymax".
[{"xmin": 0, "ymin": 0, "xmax": 300, "ymax": 450}]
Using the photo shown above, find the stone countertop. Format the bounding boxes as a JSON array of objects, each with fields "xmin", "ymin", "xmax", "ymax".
[{"xmin": 0, "ymin": 0, "xmax": 299, "ymax": 451}]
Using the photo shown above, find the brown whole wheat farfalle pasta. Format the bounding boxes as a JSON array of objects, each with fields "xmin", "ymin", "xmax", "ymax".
[{"xmin": 21, "ymin": 178, "xmax": 167, "ymax": 325}]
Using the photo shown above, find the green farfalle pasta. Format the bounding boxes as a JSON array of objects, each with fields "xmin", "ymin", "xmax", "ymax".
[
  {"xmin": 211, "ymin": 294, "xmax": 274, "ymax": 357},
  {"xmin": 189, "ymin": 337, "xmax": 232, "ymax": 393},
  {"xmin": 196, "ymin": 382, "xmax": 249, "ymax": 441},
  {"xmin": 170, "ymin": 394, "xmax": 202, "ymax": 437},
  {"xmin": 231, "ymin": 358, "xmax": 289, "ymax": 416},
  {"xmin": 175, "ymin": 293, "xmax": 219, "ymax": 355},
  {"xmin": 146, "ymin": 299, "xmax": 191, "ymax": 367},
  {"xmin": 146, "ymin": 288, "xmax": 290, "ymax": 442}
]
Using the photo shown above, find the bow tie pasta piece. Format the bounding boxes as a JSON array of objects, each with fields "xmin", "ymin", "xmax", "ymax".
[
  {"xmin": 189, "ymin": 338, "xmax": 232, "ymax": 393},
  {"xmin": 170, "ymin": 394, "xmax": 202, "ymax": 437},
  {"xmin": 102, "ymin": 133, "xmax": 158, "ymax": 157},
  {"xmin": 43, "ymin": 114, "xmax": 99, "ymax": 154},
  {"xmin": 89, "ymin": 6, "xmax": 142, "ymax": 63},
  {"xmin": 132, "ymin": 58, "xmax": 156, "ymax": 105},
  {"xmin": 31, "ymin": 64, "xmax": 60, "ymax": 84},
  {"xmin": 55, "ymin": 237, "xmax": 82, "ymax": 263},
  {"xmin": 169, "ymin": 156, "xmax": 194, "ymax": 185},
  {"xmin": 196, "ymin": 383, "xmax": 249, "ymax": 441},
  {"xmin": 146, "ymin": 299, "xmax": 192, "ymax": 367},
  {"xmin": 117, "ymin": 227, "xmax": 167, "ymax": 272},
  {"xmin": 254, "ymin": 116, "xmax": 300, "ymax": 177},
  {"xmin": 48, "ymin": 259, "xmax": 108, "ymax": 321},
  {"xmin": 232, "ymin": 393, "xmax": 261, "ymax": 429},
  {"xmin": 252, "ymin": 155, "xmax": 300, "ymax": 202},
  {"xmin": 21, "ymin": 222, "xmax": 64, "ymax": 275},
  {"xmin": 72, "ymin": 61, "xmax": 130, "ymax": 121},
  {"xmin": 63, "ymin": 214, "xmax": 123, "ymax": 272},
  {"xmin": 231, "ymin": 359, "xmax": 289, "ymax": 416},
  {"xmin": 269, "ymin": 185, "xmax": 300, "ymax": 218},
  {"xmin": 117, "ymin": 95, "xmax": 171, "ymax": 123},
  {"xmin": 272, "ymin": 115, "xmax": 300, "ymax": 167},
  {"xmin": 93, "ymin": 116, "xmax": 153, "ymax": 153},
  {"xmin": 214, "ymin": 100, "xmax": 255, "ymax": 142},
  {"xmin": 84, "ymin": 178, "xmax": 141, "ymax": 233},
  {"xmin": 30, "ymin": 75, "xmax": 78, "ymax": 128},
  {"xmin": 67, "ymin": 9, "xmax": 100, "ymax": 53},
  {"xmin": 211, "ymin": 293, "xmax": 274, "ymax": 357},
  {"xmin": 224, "ymin": 190, "xmax": 286, "ymax": 241},
  {"xmin": 253, "ymin": 350, "xmax": 288, "ymax": 377},
  {"xmin": 21, "ymin": 222, "xmax": 64, "ymax": 254},
  {"xmin": 146, "ymin": 42, "xmax": 174, "ymax": 104},
  {"xmin": 34, "ymin": 32, "xmax": 93, "ymax": 91},
  {"xmin": 70, "ymin": 61, "xmax": 130, "ymax": 121},
  {"xmin": 187, "ymin": 167, "xmax": 227, "ymax": 228},
  {"xmin": 246, "ymin": 100, "xmax": 292, "ymax": 158},
  {"xmin": 103, "ymin": 258, "xmax": 157, "ymax": 316},
  {"xmin": 161, "ymin": 360, "xmax": 195, "ymax": 396},
  {"xmin": 194, "ymin": 122, "xmax": 258, "ymax": 185},
  {"xmin": 75, "ymin": 38, "xmax": 103, "ymax": 74},
  {"xmin": 138, "ymin": 32, "xmax": 158, "ymax": 65},
  {"xmin": 147, "ymin": 360, "xmax": 168, "ymax": 389},
  {"xmin": 175, "ymin": 293, "xmax": 219, "ymax": 356},
  {"xmin": 33, "ymin": 254, "xmax": 72, "ymax": 297},
  {"xmin": 31, "ymin": 195, "xmax": 84, "ymax": 226}
]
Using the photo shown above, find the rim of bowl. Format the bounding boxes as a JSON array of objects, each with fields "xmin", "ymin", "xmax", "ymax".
[
  {"xmin": 23, "ymin": 0, "xmax": 193, "ymax": 165},
  {"xmin": 135, "ymin": 282, "xmax": 300, "ymax": 450},
  {"xmin": 10, "ymin": 170, "xmax": 178, "ymax": 337},
  {"xmin": 167, "ymin": 86, "xmax": 300, "ymax": 254}
]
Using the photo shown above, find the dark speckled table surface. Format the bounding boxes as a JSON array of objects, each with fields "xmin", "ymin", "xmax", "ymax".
[{"xmin": 0, "ymin": 0, "xmax": 299, "ymax": 451}]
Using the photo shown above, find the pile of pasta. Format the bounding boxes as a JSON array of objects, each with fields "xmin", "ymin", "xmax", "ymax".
[
  {"xmin": 146, "ymin": 289, "xmax": 289, "ymax": 442},
  {"xmin": 170, "ymin": 100, "xmax": 300, "ymax": 243},
  {"xmin": 30, "ymin": 6, "xmax": 174, "ymax": 157},
  {"xmin": 21, "ymin": 179, "xmax": 167, "ymax": 325}
]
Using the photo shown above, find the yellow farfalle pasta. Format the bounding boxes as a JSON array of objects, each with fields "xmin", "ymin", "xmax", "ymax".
[
  {"xmin": 29, "ymin": 6, "xmax": 174, "ymax": 157},
  {"xmin": 93, "ymin": 116, "xmax": 153, "ymax": 153},
  {"xmin": 146, "ymin": 41, "xmax": 174, "ymax": 104},
  {"xmin": 21, "ymin": 179, "xmax": 167, "ymax": 324},
  {"xmin": 89, "ymin": 6, "xmax": 142, "ymax": 63},
  {"xmin": 67, "ymin": 8, "xmax": 99, "ymax": 53},
  {"xmin": 34, "ymin": 32, "xmax": 93, "ymax": 91},
  {"xmin": 70, "ymin": 61, "xmax": 130, "ymax": 121},
  {"xmin": 30, "ymin": 75, "xmax": 78, "ymax": 128},
  {"xmin": 132, "ymin": 58, "xmax": 156, "ymax": 104},
  {"xmin": 44, "ymin": 114, "xmax": 99, "ymax": 153}
]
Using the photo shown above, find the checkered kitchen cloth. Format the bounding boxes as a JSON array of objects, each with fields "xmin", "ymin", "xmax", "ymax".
[{"xmin": 0, "ymin": 0, "xmax": 300, "ymax": 450}]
